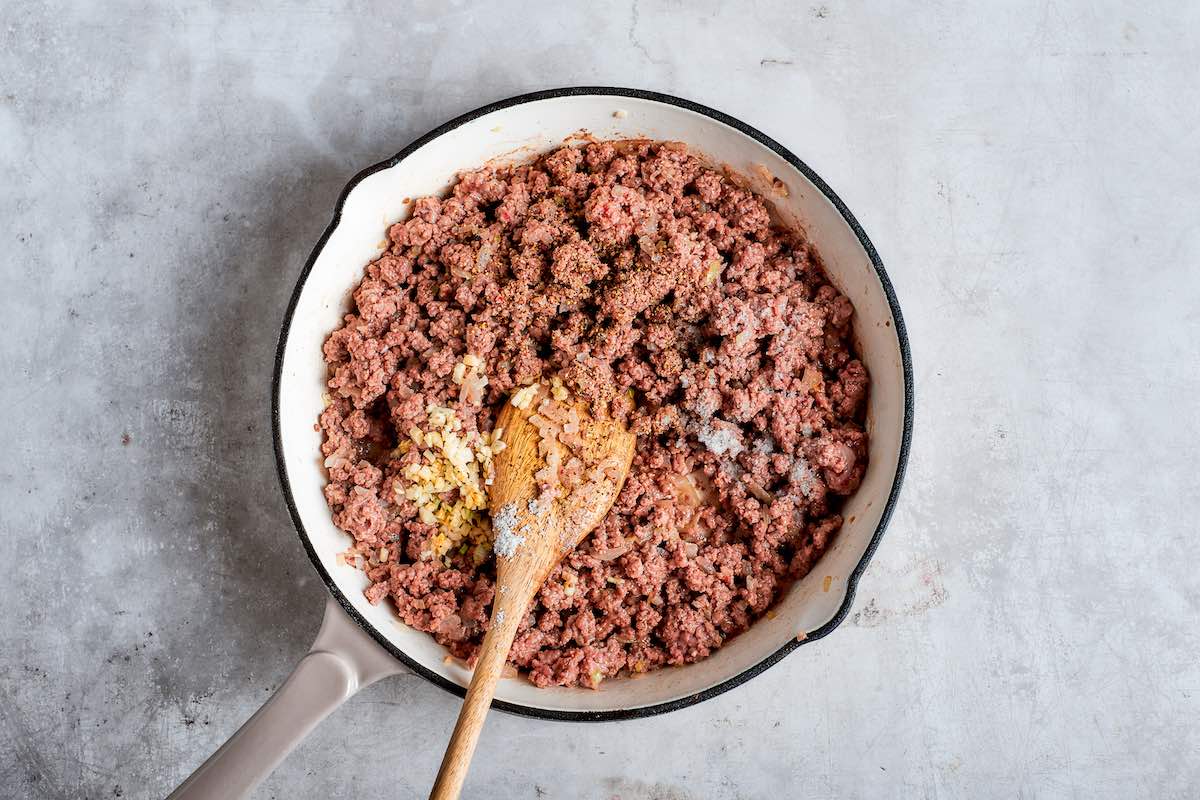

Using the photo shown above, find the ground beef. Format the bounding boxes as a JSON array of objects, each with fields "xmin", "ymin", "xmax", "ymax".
[{"xmin": 319, "ymin": 140, "xmax": 869, "ymax": 689}]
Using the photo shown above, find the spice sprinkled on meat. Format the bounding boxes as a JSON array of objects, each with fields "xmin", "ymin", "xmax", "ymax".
[{"xmin": 491, "ymin": 502, "xmax": 524, "ymax": 558}]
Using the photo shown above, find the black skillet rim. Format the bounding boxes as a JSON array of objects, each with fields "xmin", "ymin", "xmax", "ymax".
[{"xmin": 272, "ymin": 86, "xmax": 915, "ymax": 722}]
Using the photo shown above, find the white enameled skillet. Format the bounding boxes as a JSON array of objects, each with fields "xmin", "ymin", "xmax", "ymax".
[{"xmin": 169, "ymin": 87, "xmax": 913, "ymax": 799}]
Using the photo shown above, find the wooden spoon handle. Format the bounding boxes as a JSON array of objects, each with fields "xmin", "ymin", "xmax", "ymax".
[{"xmin": 428, "ymin": 584, "xmax": 530, "ymax": 800}]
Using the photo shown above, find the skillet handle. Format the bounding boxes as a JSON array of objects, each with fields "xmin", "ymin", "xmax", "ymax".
[{"xmin": 167, "ymin": 597, "xmax": 406, "ymax": 799}]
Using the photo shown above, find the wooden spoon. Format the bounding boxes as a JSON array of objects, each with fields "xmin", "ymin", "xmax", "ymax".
[{"xmin": 429, "ymin": 384, "xmax": 636, "ymax": 800}]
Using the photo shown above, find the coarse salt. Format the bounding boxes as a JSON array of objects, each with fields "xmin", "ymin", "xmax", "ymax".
[
  {"xmin": 491, "ymin": 501, "xmax": 525, "ymax": 558},
  {"xmin": 752, "ymin": 436, "xmax": 776, "ymax": 454},
  {"xmin": 696, "ymin": 420, "xmax": 744, "ymax": 458},
  {"xmin": 789, "ymin": 456, "xmax": 819, "ymax": 498}
]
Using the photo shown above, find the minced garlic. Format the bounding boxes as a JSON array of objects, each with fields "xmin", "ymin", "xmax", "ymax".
[
  {"xmin": 397, "ymin": 403, "xmax": 503, "ymax": 564},
  {"xmin": 511, "ymin": 384, "xmax": 539, "ymax": 410}
]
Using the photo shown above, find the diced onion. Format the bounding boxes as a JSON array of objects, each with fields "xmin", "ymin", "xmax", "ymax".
[{"xmin": 597, "ymin": 543, "xmax": 633, "ymax": 562}]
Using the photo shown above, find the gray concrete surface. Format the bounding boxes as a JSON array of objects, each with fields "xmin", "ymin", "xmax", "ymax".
[{"xmin": 2, "ymin": 1, "xmax": 1198, "ymax": 798}]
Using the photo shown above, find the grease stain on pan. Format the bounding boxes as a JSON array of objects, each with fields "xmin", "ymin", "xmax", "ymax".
[
  {"xmin": 751, "ymin": 162, "xmax": 791, "ymax": 197},
  {"xmin": 562, "ymin": 127, "xmax": 598, "ymax": 144}
]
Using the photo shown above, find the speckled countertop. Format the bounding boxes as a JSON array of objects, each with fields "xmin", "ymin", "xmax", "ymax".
[{"xmin": 2, "ymin": 2, "xmax": 1198, "ymax": 798}]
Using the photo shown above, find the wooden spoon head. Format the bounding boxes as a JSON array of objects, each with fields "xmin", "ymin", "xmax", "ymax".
[{"xmin": 488, "ymin": 382, "xmax": 635, "ymax": 580}]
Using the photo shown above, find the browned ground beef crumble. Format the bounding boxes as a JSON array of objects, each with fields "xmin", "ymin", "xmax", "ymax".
[{"xmin": 319, "ymin": 140, "xmax": 869, "ymax": 689}]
